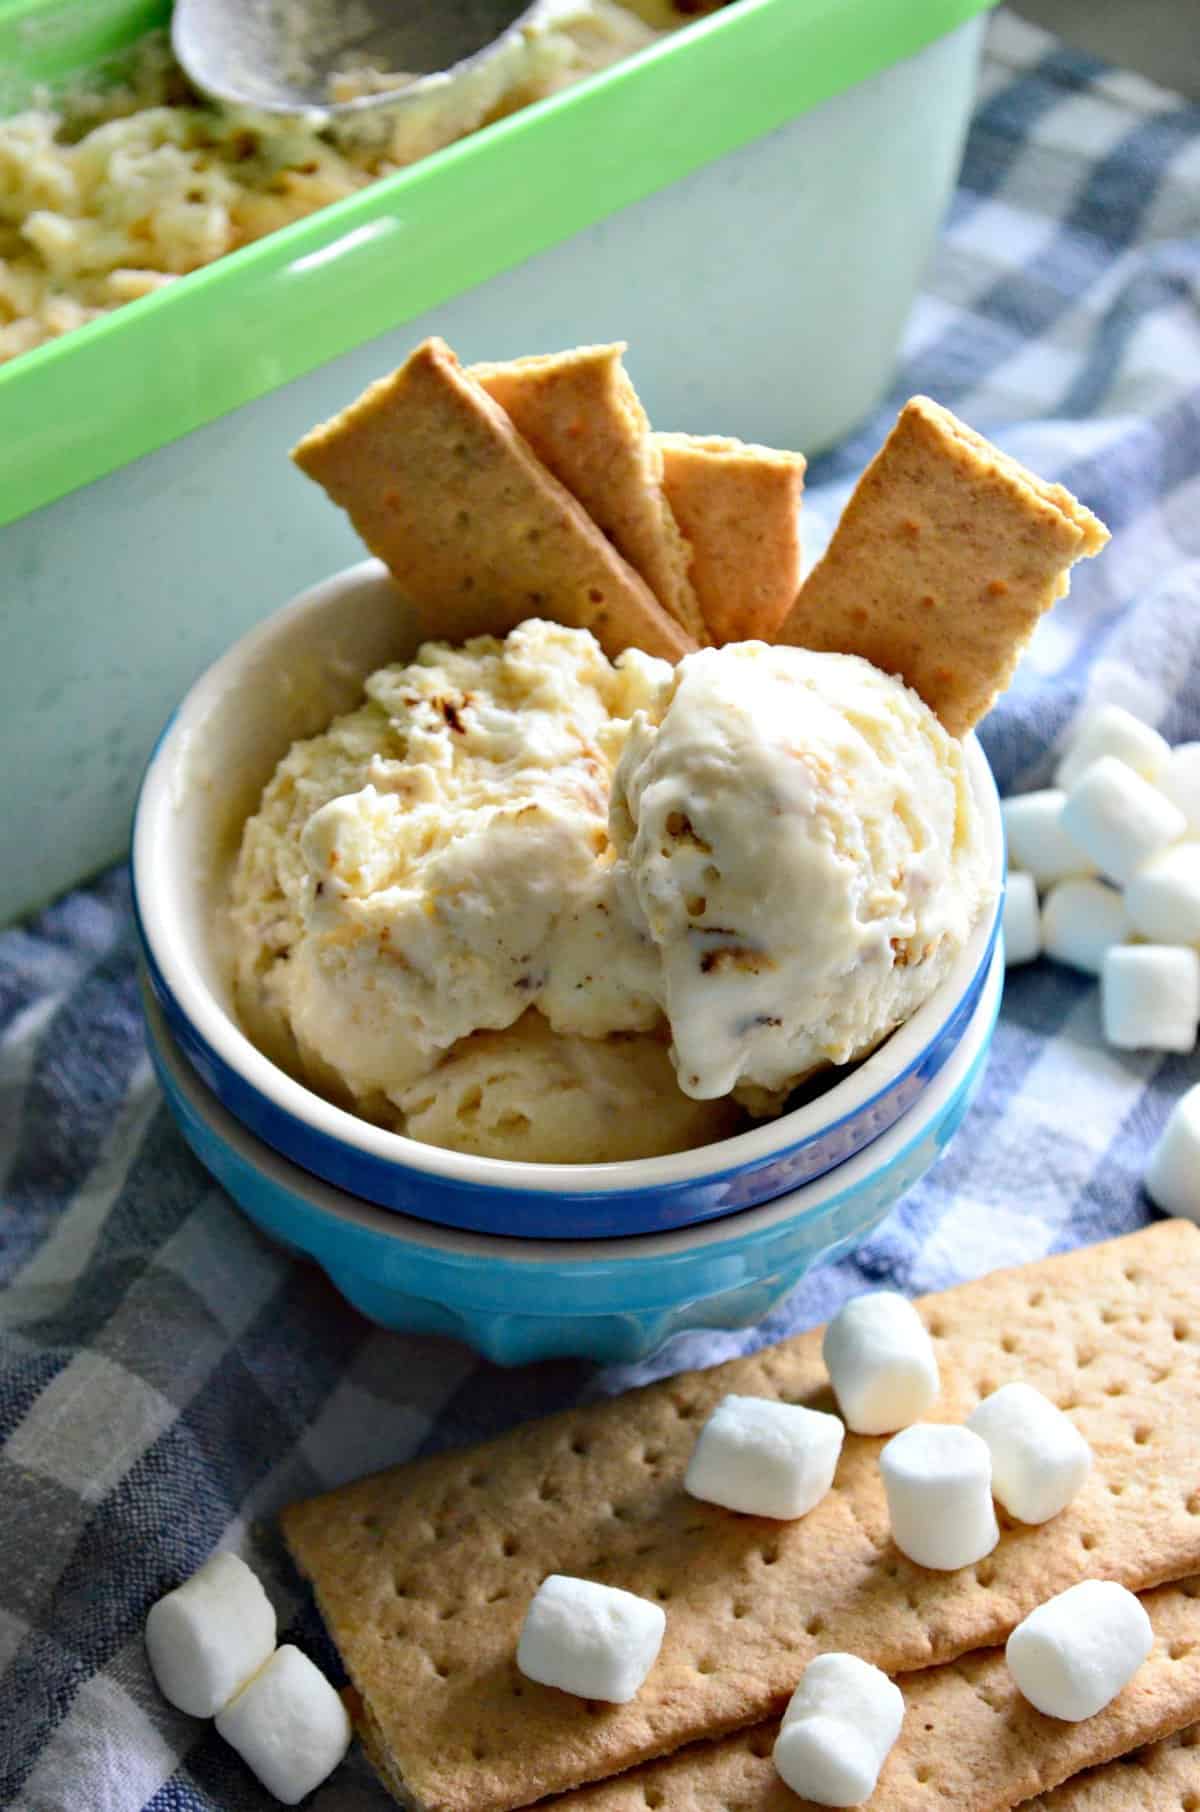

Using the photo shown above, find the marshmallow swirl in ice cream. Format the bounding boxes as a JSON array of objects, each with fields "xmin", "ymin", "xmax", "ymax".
[{"xmin": 610, "ymin": 642, "xmax": 989, "ymax": 1105}]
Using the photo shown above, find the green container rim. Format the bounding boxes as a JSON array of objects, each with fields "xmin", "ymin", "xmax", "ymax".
[{"xmin": 0, "ymin": 0, "xmax": 996, "ymax": 526}]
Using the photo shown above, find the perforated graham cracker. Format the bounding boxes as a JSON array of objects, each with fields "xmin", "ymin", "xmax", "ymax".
[
  {"xmin": 654, "ymin": 431, "xmax": 805, "ymax": 644},
  {"xmin": 282, "ymin": 1221, "xmax": 1200, "ymax": 1812},
  {"xmin": 553, "ymin": 1577, "xmax": 1200, "ymax": 1811},
  {"xmin": 1024, "ymin": 1720, "xmax": 1200, "ymax": 1810},
  {"xmin": 291, "ymin": 338, "xmax": 695, "ymax": 665},
  {"xmin": 777, "ymin": 396, "xmax": 1108, "ymax": 736},
  {"xmin": 471, "ymin": 346, "xmax": 707, "ymax": 643}
]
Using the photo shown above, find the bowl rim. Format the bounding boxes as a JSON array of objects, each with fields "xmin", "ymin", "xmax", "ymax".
[
  {"xmin": 142, "ymin": 943, "xmax": 1004, "ymax": 1265},
  {"xmin": 132, "ymin": 557, "xmax": 1005, "ymax": 1197}
]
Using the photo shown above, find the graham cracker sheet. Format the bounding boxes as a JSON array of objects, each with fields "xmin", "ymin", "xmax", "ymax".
[
  {"xmin": 777, "ymin": 395, "xmax": 1109, "ymax": 736},
  {"xmin": 1024, "ymin": 1720, "xmax": 1200, "ymax": 1810},
  {"xmin": 555, "ymin": 1577, "xmax": 1200, "ymax": 1811},
  {"xmin": 470, "ymin": 345, "xmax": 707, "ymax": 643},
  {"xmin": 290, "ymin": 337, "xmax": 695, "ymax": 665},
  {"xmin": 281, "ymin": 1221, "xmax": 1200, "ymax": 1812},
  {"xmin": 654, "ymin": 431, "xmax": 805, "ymax": 644}
]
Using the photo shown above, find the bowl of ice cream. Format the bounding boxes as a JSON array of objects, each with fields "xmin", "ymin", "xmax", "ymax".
[
  {"xmin": 141, "ymin": 939, "xmax": 1003, "ymax": 1362},
  {"xmin": 132, "ymin": 555, "xmax": 1005, "ymax": 1239}
]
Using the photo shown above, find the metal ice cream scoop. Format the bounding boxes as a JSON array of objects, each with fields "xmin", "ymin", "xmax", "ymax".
[{"xmin": 171, "ymin": 0, "xmax": 539, "ymax": 120}]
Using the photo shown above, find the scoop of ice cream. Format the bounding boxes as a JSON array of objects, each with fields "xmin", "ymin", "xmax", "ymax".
[
  {"xmin": 229, "ymin": 620, "xmax": 672, "ymax": 1109},
  {"xmin": 396, "ymin": 1011, "xmax": 740, "ymax": 1163},
  {"xmin": 610, "ymin": 643, "xmax": 990, "ymax": 1101}
]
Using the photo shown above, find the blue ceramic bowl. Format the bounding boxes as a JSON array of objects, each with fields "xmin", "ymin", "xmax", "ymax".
[
  {"xmin": 132, "ymin": 560, "xmax": 1005, "ymax": 1241},
  {"xmin": 142, "ymin": 944, "xmax": 1002, "ymax": 1364}
]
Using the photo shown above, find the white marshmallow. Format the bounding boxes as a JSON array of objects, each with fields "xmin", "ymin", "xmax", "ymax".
[
  {"xmin": 1040, "ymin": 877, "xmax": 1129, "ymax": 975},
  {"xmin": 1006, "ymin": 1580, "xmax": 1152, "ymax": 1721},
  {"xmin": 1003, "ymin": 871, "xmax": 1041, "ymax": 966},
  {"xmin": 822, "ymin": 1293, "xmax": 939, "ymax": 1436},
  {"xmin": 1055, "ymin": 703, "xmax": 1170, "ymax": 791},
  {"xmin": 1125, "ymin": 843, "xmax": 1200, "ymax": 945},
  {"xmin": 685, "ymin": 1394, "xmax": 844, "ymax": 1520},
  {"xmin": 1002, "ymin": 791, "xmax": 1095, "ymax": 886},
  {"xmin": 517, "ymin": 1575, "xmax": 665, "ymax": 1703},
  {"xmin": 1160, "ymin": 742, "xmax": 1200, "ymax": 833},
  {"xmin": 1145, "ymin": 1083, "xmax": 1200, "ymax": 1223},
  {"xmin": 1101, "ymin": 945, "xmax": 1200, "ymax": 1053},
  {"xmin": 1060, "ymin": 756, "xmax": 1187, "ymax": 885},
  {"xmin": 215, "ymin": 1644, "xmax": 351, "ymax": 1805},
  {"xmin": 966, "ymin": 1382, "xmax": 1092, "ymax": 1523},
  {"xmin": 774, "ymin": 1654, "xmax": 904, "ymax": 1807},
  {"xmin": 144, "ymin": 1552, "xmax": 276, "ymax": 1719},
  {"xmin": 879, "ymin": 1424, "xmax": 998, "ymax": 1571}
]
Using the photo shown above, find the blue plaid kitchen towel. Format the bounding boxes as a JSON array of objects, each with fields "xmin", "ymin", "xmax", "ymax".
[{"xmin": 3, "ymin": 11, "xmax": 1200, "ymax": 1808}]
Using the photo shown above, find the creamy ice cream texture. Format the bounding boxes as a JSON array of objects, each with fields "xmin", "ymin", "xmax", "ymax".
[{"xmin": 230, "ymin": 620, "xmax": 989, "ymax": 1157}]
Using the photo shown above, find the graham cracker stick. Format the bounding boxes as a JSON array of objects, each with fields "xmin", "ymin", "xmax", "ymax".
[
  {"xmin": 655, "ymin": 431, "xmax": 805, "ymax": 644},
  {"xmin": 282, "ymin": 1222, "xmax": 1200, "ymax": 1812},
  {"xmin": 777, "ymin": 396, "xmax": 1108, "ymax": 736},
  {"xmin": 553, "ymin": 1577, "xmax": 1200, "ymax": 1811},
  {"xmin": 291, "ymin": 338, "xmax": 695, "ymax": 665},
  {"xmin": 1023, "ymin": 1720, "xmax": 1200, "ymax": 1810},
  {"xmin": 471, "ymin": 345, "xmax": 707, "ymax": 642}
]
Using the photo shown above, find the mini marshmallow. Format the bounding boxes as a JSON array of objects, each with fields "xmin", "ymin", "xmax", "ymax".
[
  {"xmin": 1145, "ymin": 1083, "xmax": 1200, "ymax": 1223},
  {"xmin": 822, "ymin": 1292, "xmax": 939, "ymax": 1435},
  {"xmin": 1101, "ymin": 944, "xmax": 1200, "ymax": 1053},
  {"xmin": 879, "ymin": 1424, "xmax": 999, "ymax": 1571},
  {"xmin": 1002, "ymin": 791, "xmax": 1095, "ymax": 886},
  {"xmin": 966, "ymin": 1382, "xmax": 1092, "ymax": 1523},
  {"xmin": 1040, "ymin": 877, "xmax": 1129, "ymax": 975},
  {"xmin": 215, "ymin": 1644, "xmax": 351, "ymax": 1805},
  {"xmin": 685, "ymin": 1394, "xmax": 844, "ymax": 1520},
  {"xmin": 1125, "ymin": 842, "xmax": 1200, "ymax": 945},
  {"xmin": 1006, "ymin": 1580, "xmax": 1152, "ymax": 1721},
  {"xmin": 774, "ymin": 1653, "xmax": 904, "ymax": 1807},
  {"xmin": 1055, "ymin": 703, "xmax": 1170, "ymax": 791},
  {"xmin": 1160, "ymin": 742, "xmax": 1200, "ymax": 833},
  {"xmin": 517, "ymin": 1574, "xmax": 665, "ymax": 1703},
  {"xmin": 1060, "ymin": 756, "xmax": 1187, "ymax": 885},
  {"xmin": 1003, "ymin": 871, "xmax": 1041, "ymax": 966},
  {"xmin": 145, "ymin": 1551, "xmax": 276, "ymax": 1719}
]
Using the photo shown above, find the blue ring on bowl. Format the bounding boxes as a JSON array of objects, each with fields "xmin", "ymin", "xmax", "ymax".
[
  {"xmin": 143, "ymin": 947, "xmax": 1003, "ymax": 1363},
  {"xmin": 135, "ymin": 882, "xmax": 1000, "ymax": 1240}
]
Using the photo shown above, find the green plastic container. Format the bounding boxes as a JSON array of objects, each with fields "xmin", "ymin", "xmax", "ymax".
[{"xmin": 0, "ymin": 0, "xmax": 996, "ymax": 923}]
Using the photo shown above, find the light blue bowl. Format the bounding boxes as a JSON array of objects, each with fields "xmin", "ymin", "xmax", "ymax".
[
  {"xmin": 142, "ymin": 946, "xmax": 1002, "ymax": 1364},
  {"xmin": 131, "ymin": 560, "xmax": 1005, "ymax": 1241}
]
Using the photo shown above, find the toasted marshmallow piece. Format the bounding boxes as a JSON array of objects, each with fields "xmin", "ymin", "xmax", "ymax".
[
  {"xmin": 518, "ymin": 1575, "xmax": 665, "ymax": 1703},
  {"xmin": 1160, "ymin": 742, "xmax": 1200, "ymax": 833},
  {"xmin": 1125, "ymin": 843, "xmax": 1200, "ymax": 945},
  {"xmin": 822, "ymin": 1293, "xmax": 939, "ymax": 1436},
  {"xmin": 880, "ymin": 1424, "xmax": 998, "ymax": 1571},
  {"xmin": 774, "ymin": 1653, "xmax": 904, "ymax": 1807},
  {"xmin": 1146, "ymin": 1083, "xmax": 1200, "ymax": 1223},
  {"xmin": 1006, "ymin": 1580, "xmax": 1152, "ymax": 1721},
  {"xmin": 1040, "ymin": 877, "xmax": 1129, "ymax": 975},
  {"xmin": 145, "ymin": 1552, "xmax": 276, "ymax": 1719},
  {"xmin": 966, "ymin": 1382, "xmax": 1092, "ymax": 1523},
  {"xmin": 685, "ymin": 1394, "xmax": 844, "ymax": 1520},
  {"xmin": 1002, "ymin": 791, "xmax": 1095, "ymax": 887},
  {"xmin": 215, "ymin": 1644, "xmax": 351, "ymax": 1804},
  {"xmin": 1003, "ymin": 871, "xmax": 1040, "ymax": 966},
  {"xmin": 1055, "ymin": 703, "xmax": 1170, "ymax": 791},
  {"xmin": 1060, "ymin": 756, "xmax": 1187, "ymax": 886},
  {"xmin": 1102, "ymin": 945, "xmax": 1200, "ymax": 1053}
]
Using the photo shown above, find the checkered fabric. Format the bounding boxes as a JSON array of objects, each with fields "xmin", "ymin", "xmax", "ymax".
[{"xmin": 3, "ymin": 12, "xmax": 1200, "ymax": 1808}]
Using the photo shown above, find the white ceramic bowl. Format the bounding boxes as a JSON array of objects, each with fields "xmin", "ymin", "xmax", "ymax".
[{"xmin": 132, "ymin": 559, "xmax": 1005, "ymax": 1239}]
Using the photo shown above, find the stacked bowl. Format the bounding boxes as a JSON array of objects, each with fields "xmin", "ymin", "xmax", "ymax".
[{"xmin": 132, "ymin": 562, "xmax": 1005, "ymax": 1363}]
